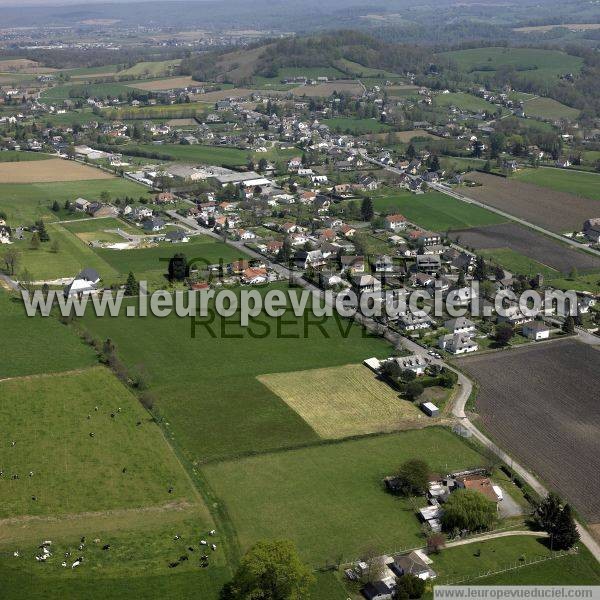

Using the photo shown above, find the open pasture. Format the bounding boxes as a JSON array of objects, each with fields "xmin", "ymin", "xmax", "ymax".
[
  {"xmin": 457, "ymin": 339, "xmax": 600, "ymax": 523},
  {"xmin": 0, "ymin": 366, "xmax": 196, "ymax": 518},
  {"xmin": 323, "ymin": 116, "xmax": 391, "ymax": 134},
  {"xmin": 0, "ymin": 159, "xmax": 115, "ymax": 184},
  {"xmin": 120, "ymin": 142, "xmax": 297, "ymax": 166},
  {"xmin": 478, "ymin": 248, "xmax": 560, "ymax": 279},
  {"xmin": 371, "ymin": 189, "xmax": 506, "ymax": 231},
  {"xmin": 202, "ymin": 428, "xmax": 486, "ymax": 564},
  {"xmin": 0, "ymin": 151, "xmax": 52, "ymax": 163},
  {"xmin": 439, "ymin": 47, "xmax": 583, "ymax": 85},
  {"xmin": 0, "ymin": 509, "xmax": 226, "ymax": 600},
  {"xmin": 463, "ymin": 171, "xmax": 600, "ymax": 232},
  {"xmin": 370, "ymin": 129, "xmax": 437, "ymax": 144},
  {"xmin": 431, "ymin": 536, "xmax": 600, "ymax": 585},
  {"xmin": 118, "ymin": 60, "xmax": 181, "ymax": 79},
  {"xmin": 92, "ymin": 236, "xmax": 244, "ymax": 286},
  {"xmin": 434, "ymin": 92, "xmax": 495, "ymax": 113},
  {"xmin": 523, "ymin": 97, "xmax": 580, "ymax": 121},
  {"xmin": 514, "ymin": 168, "xmax": 600, "ymax": 202},
  {"xmin": 257, "ymin": 364, "xmax": 428, "ymax": 439},
  {"xmin": 0, "ymin": 179, "xmax": 148, "ymax": 224},
  {"xmin": 0, "ymin": 291, "xmax": 96, "ymax": 379},
  {"xmin": 291, "ymin": 80, "xmax": 363, "ymax": 98},
  {"xmin": 448, "ymin": 222, "xmax": 600, "ymax": 273},
  {"xmin": 11, "ymin": 222, "xmax": 120, "ymax": 281},
  {"xmin": 130, "ymin": 76, "xmax": 198, "ymax": 91},
  {"xmin": 80, "ymin": 287, "xmax": 392, "ymax": 463}
]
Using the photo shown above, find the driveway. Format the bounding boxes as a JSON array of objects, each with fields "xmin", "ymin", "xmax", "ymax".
[{"xmin": 498, "ymin": 487, "xmax": 526, "ymax": 519}]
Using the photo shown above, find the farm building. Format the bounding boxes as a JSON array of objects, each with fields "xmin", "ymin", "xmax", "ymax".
[
  {"xmin": 64, "ymin": 268, "xmax": 101, "ymax": 297},
  {"xmin": 522, "ymin": 321, "xmax": 551, "ymax": 341},
  {"xmin": 420, "ymin": 402, "xmax": 439, "ymax": 417}
]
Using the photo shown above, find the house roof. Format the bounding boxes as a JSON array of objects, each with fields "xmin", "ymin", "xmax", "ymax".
[
  {"xmin": 77, "ymin": 268, "xmax": 100, "ymax": 282},
  {"xmin": 385, "ymin": 214, "xmax": 406, "ymax": 223},
  {"xmin": 166, "ymin": 230, "xmax": 187, "ymax": 241},
  {"xmin": 457, "ymin": 475, "xmax": 501, "ymax": 503},
  {"xmin": 362, "ymin": 581, "xmax": 392, "ymax": 600},
  {"xmin": 391, "ymin": 552, "xmax": 431, "ymax": 577}
]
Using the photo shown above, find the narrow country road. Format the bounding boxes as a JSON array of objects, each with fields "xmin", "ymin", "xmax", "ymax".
[{"xmin": 169, "ymin": 200, "xmax": 600, "ymax": 564}]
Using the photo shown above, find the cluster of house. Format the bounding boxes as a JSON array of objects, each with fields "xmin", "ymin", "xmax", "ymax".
[
  {"xmin": 347, "ymin": 549, "xmax": 437, "ymax": 600},
  {"xmin": 413, "ymin": 470, "xmax": 504, "ymax": 534},
  {"xmin": 583, "ymin": 218, "xmax": 600, "ymax": 244}
]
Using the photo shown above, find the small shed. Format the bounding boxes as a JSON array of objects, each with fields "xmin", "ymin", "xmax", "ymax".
[
  {"xmin": 420, "ymin": 402, "xmax": 439, "ymax": 417},
  {"xmin": 363, "ymin": 357, "xmax": 382, "ymax": 372}
]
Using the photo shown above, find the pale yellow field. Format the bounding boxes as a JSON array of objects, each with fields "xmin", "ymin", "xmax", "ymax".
[
  {"xmin": 0, "ymin": 58, "xmax": 56, "ymax": 74},
  {"xmin": 367, "ymin": 129, "xmax": 436, "ymax": 143},
  {"xmin": 514, "ymin": 23, "xmax": 600, "ymax": 33},
  {"xmin": 131, "ymin": 76, "xmax": 198, "ymax": 91},
  {"xmin": 291, "ymin": 80, "xmax": 363, "ymax": 98},
  {"xmin": 258, "ymin": 364, "xmax": 431, "ymax": 439},
  {"xmin": 0, "ymin": 159, "xmax": 115, "ymax": 183}
]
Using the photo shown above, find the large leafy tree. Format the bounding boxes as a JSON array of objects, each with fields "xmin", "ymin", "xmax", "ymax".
[
  {"xmin": 395, "ymin": 574, "xmax": 426, "ymax": 599},
  {"xmin": 221, "ymin": 540, "xmax": 314, "ymax": 600},
  {"xmin": 494, "ymin": 322, "xmax": 514, "ymax": 346},
  {"xmin": 168, "ymin": 253, "xmax": 189, "ymax": 281},
  {"xmin": 394, "ymin": 459, "xmax": 430, "ymax": 496},
  {"xmin": 441, "ymin": 489, "xmax": 497, "ymax": 533}
]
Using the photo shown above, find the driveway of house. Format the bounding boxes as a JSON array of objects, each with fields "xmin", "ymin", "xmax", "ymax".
[{"xmin": 499, "ymin": 487, "xmax": 526, "ymax": 518}]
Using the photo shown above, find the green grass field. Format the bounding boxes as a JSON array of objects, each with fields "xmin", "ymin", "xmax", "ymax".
[
  {"xmin": 474, "ymin": 546, "xmax": 600, "ymax": 585},
  {"xmin": 0, "ymin": 510, "xmax": 227, "ymax": 600},
  {"xmin": 371, "ymin": 190, "xmax": 507, "ymax": 231},
  {"xmin": 80, "ymin": 285, "xmax": 392, "ymax": 463},
  {"xmin": 0, "ymin": 151, "xmax": 52, "ymax": 162},
  {"xmin": 515, "ymin": 168, "xmax": 600, "ymax": 201},
  {"xmin": 0, "ymin": 291, "xmax": 96, "ymax": 378},
  {"xmin": 62, "ymin": 217, "xmax": 138, "ymax": 236},
  {"xmin": 120, "ymin": 143, "xmax": 297, "ymax": 166},
  {"xmin": 0, "ymin": 179, "xmax": 149, "ymax": 224},
  {"xmin": 547, "ymin": 272, "xmax": 600, "ymax": 294},
  {"xmin": 202, "ymin": 428, "xmax": 486, "ymax": 565},
  {"xmin": 94, "ymin": 236, "xmax": 246, "ymax": 283},
  {"xmin": 523, "ymin": 97, "xmax": 580, "ymax": 121},
  {"xmin": 335, "ymin": 59, "xmax": 400, "ymax": 79},
  {"xmin": 117, "ymin": 60, "xmax": 181, "ymax": 78},
  {"xmin": 0, "ymin": 366, "xmax": 196, "ymax": 517},
  {"xmin": 440, "ymin": 47, "xmax": 583, "ymax": 85},
  {"xmin": 433, "ymin": 92, "xmax": 495, "ymax": 113},
  {"xmin": 478, "ymin": 248, "xmax": 560, "ymax": 278},
  {"xmin": 425, "ymin": 536, "xmax": 600, "ymax": 588},
  {"xmin": 12, "ymin": 222, "xmax": 121, "ymax": 281},
  {"xmin": 323, "ymin": 116, "xmax": 392, "ymax": 135}
]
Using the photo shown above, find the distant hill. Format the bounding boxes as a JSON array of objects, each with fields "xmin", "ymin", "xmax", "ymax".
[{"xmin": 180, "ymin": 31, "xmax": 433, "ymax": 85}]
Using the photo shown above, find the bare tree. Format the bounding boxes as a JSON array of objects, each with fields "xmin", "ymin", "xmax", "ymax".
[
  {"xmin": 361, "ymin": 545, "xmax": 387, "ymax": 583},
  {"xmin": 2, "ymin": 247, "xmax": 20, "ymax": 276}
]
